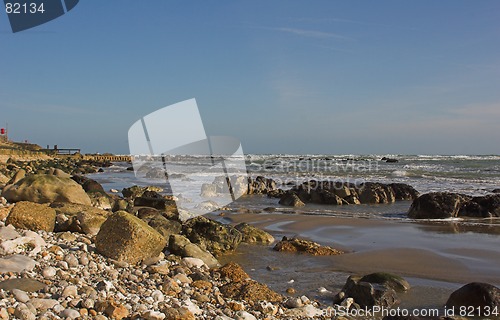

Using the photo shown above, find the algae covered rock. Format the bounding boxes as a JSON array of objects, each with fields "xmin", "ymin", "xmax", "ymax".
[
  {"xmin": 6, "ymin": 201, "xmax": 56, "ymax": 232},
  {"xmin": 273, "ymin": 236, "xmax": 343, "ymax": 256},
  {"xmin": 1, "ymin": 174, "xmax": 91, "ymax": 205},
  {"xmin": 235, "ymin": 223, "xmax": 274, "ymax": 245},
  {"xmin": 95, "ymin": 211, "xmax": 166, "ymax": 264}
]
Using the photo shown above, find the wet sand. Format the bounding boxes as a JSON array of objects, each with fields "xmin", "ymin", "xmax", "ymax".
[{"xmin": 217, "ymin": 212, "xmax": 500, "ymax": 308}]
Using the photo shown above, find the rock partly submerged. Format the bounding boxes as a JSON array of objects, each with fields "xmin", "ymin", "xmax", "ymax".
[
  {"xmin": 279, "ymin": 180, "xmax": 419, "ymax": 207},
  {"xmin": 336, "ymin": 272, "xmax": 410, "ymax": 308},
  {"xmin": 274, "ymin": 236, "xmax": 344, "ymax": 256},
  {"xmin": 408, "ymin": 192, "xmax": 500, "ymax": 219}
]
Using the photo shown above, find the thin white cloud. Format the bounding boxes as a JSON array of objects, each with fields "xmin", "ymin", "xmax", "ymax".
[
  {"xmin": 272, "ymin": 27, "xmax": 353, "ymax": 40},
  {"xmin": 452, "ymin": 103, "xmax": 500, "ymax": 117}
]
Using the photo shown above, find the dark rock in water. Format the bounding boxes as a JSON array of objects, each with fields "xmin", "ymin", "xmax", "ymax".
[
  {"xmin": 408, "ymin": 192, "xmax": 500, "ymax": 219},
  {"xmin": 0, "ymin": 278, "xmax": 46, "ymax": 292},
  {"xmin": 466, "ymin": 194, "xmax": 500, "ymax": 217},
  {"xmin": 267, "ymin": 189, "xmax": 284, "ymax": 198},
  {"xmin": 248, "ymin": 176, "xmax": 277, "ymax": 195},
  {"xmin": 408, "ymin": 192, "xmax": 470, "ymax": 219},
  {"xmin": 388, "ymin": 183, "xmax": 419, "ymax": 201},
  {"xmin": 273, "ymin": 236, "xmax": 343, "ymax": 256},
  {"xmin": 359, "ymin": 272, "xmax": 411, "ymax": 293},
  {"xmin": 126, "ymin": 166, "xmax": 134, "ymax": 171},
  {"xmin": 493, "ymin": 189, "xmax": 500, "ymax": 194},
  {"xmin": 446, "ymin": 282, "xmax": 500, "ymax": 313},
  {"xmin": 341, "ymin": 275, "xmax": 400, "ymax": 308},
  {"xmin": 357, "ymin": 182, "xmax": 395, "ymax": 204},
  {"xmin": 98, "ymin": 168, "xmax": 104, "ymax": 173},
  {"xmin": 278, "ymin": 192, "xmax": 305, "ymax": 207},
  {"xmin": 381, "ymin": 157, "xmax": 399, "ymax": 163},
  {"xmin": 71, "ymin": 175, "xmax": 106, "ymax": 194},
  {"xmin": 182, "ymin": 216, "xmax": 242, "ymax": 256}
]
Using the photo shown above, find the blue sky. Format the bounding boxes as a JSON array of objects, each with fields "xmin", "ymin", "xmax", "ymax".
[{"xmin": 1, "ymin": 1, "xmax": 499, "ymax": 155}]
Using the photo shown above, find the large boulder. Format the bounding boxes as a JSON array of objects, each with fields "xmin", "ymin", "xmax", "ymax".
[
  {"xmin": 50, "ymin": 202, "xmax": 112, "ymax": 235},
  {"xmin": 359, "ymin": 272, "xmax": 411, "ymax": 293},
  {"xmin": 95, "ymin": 211, "xmax": 166, "ymax": 264},
  {"xmin": 460, "ymin": 194, "xmax": 500, "ymax": 217},
  {"xmin": 1, "ymin": 174, "xmax": 91, "ymax": 205},
  {"xmin": 181, "ymin": 216, "xmax": 242, "ymax": 256},
  {"xmin": 234, "ymin": 223, "xmax": 274, "ymax": 245},
  {"xmin": 446, "ymin": 282, "xmax": 500, "ymax": 314},
  {"xmin": 340, "ymin": 274, "xmax": 401, "ymax": 308},
  {"xmin": 357, "ymin": 182, "xmax": 395, "ymax": 204},
  {"xmin": 408, "ymin": 193, "xmax": 470, "ymax": 219},
  {"xmin": 168, "ymin": 234, "xmax": 220, "ymax": 268},
  {"xmin": 6, "ymin": 201, "xmax": 56, "ymax": 232},
  {"xmin": 388, "ymin": 183, "xmax": 419, "ymax": 201}
]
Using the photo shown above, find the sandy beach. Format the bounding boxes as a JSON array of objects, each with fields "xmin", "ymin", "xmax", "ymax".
[{"xmin": 224, "ymin": 211, "xmax": 500, "ymax": 285}]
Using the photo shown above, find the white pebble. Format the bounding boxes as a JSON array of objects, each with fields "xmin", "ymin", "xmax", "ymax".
[
  {"xmin": 62, "ymin": 285, "xmax": 78, "ymax": 298},
  {"xmin": 57, "ymin": 261, "xmax": 69, "ymax": 270},
  {"xmin": 42, "ymin": 267, "xmax": 57, "ymax": 278},
  {"xmin": 64, "ymin": 254, "xmax": 79, "ymax": 268},
  {"xmin": 60, "ymin": 308, "xmax": 80, "ymax": 319},
  {"xmin": 142, "ymin": 310, "xmax": 166, "ymax": 320},
  {"xmin": 152, "ymin": 290, "xmax": 164, "ymax": 302}
]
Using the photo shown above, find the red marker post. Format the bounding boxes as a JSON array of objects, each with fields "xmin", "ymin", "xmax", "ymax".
[{"xmin": 0, "ymin": 128, "xmax": 5, "ymax": 135}]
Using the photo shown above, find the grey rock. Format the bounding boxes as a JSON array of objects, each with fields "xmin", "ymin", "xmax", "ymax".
[
  {"xmin": 60, "ymin": 308, "xmax": 81, "ymax": 319},
  {"xmin": 12, "ymin": 289, "xmax": 29, "ymax": 303},
  {"xmin": 0, "ymin": 254, "xmax": 36, "ymax": 273},
  {"xmin": 0, "ymin": 278, "xmax": 45, "ymax": 292},
  {"xmin": 62, "ymin": 285, "xmax": 78, "ymax": 298},
  {"xmin": 30, "ymin": 298, "xmax": 59, "ymax": 311}
]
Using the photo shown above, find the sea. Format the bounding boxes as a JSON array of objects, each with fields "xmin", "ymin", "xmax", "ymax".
[
  {"xmin": 88, "ymin": 154, "xmax": 500, "ymax": 311},
  {"xmin": 90, "ymin": 154, "xmax": 500, "ymax": 220}
]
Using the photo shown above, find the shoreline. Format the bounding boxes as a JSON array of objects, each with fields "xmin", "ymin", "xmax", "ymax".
[{"xmin": 222, "ymin": 212, "xmax": 500, "ymax": 286}]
